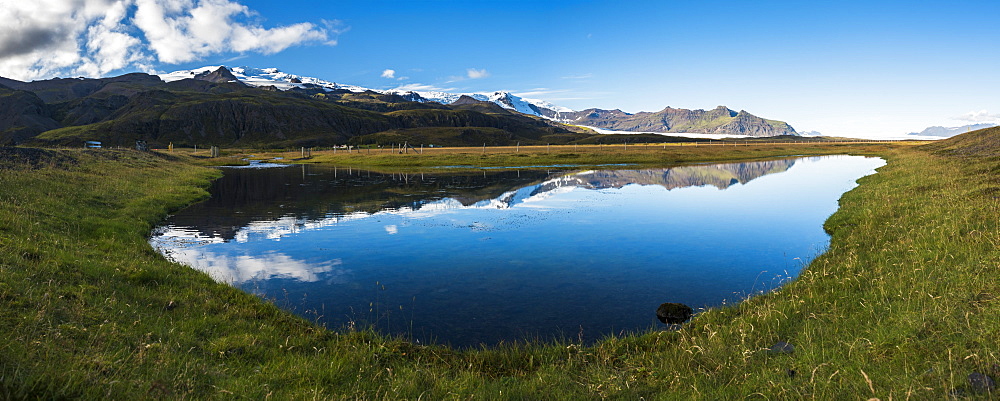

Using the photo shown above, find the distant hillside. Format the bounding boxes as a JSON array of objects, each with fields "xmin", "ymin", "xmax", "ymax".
[
  {"xmin": 909, "ymin": 123, "xmax": 997, "ymax": 137},
  {"xmin": 923, "ymin": 125, "xmax": 1000, "ymax": 158},
  {"xmin": 543, "ymin": 105, "xmax": 797, "ymax": 137}
]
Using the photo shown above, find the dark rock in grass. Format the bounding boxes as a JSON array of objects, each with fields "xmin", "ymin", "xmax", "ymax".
[
  {"xmin": 968, "ymin": 372, "xmax": 996, "ymax": 393},
  {"xmin": 767, "ymin": 341, "xmax": 795, "ymax": 354},
  {"xmin": 656, "ymin": 303, "xmax": 693, "ymax": 324}
]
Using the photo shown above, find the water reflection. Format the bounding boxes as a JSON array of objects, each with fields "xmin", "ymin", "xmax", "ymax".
[{"xmin": 151, "ymin": 156, "xmax": 884, "ymax": 347}]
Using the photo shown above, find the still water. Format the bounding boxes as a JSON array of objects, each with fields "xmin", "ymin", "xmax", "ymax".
[{"xmin": 151, "ymin": 156, "xmax": 884, "ymax": 347}]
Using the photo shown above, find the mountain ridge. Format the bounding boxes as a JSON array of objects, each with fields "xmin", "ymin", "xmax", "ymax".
[
  {"xmin": 0, "ymin": 69, "xmax": 596, "ymax": 147},
  {"xmin": 0, "ymin": 66, "xmax": 800, "ymax": 147},
  {"xmin": 158, "ymin": 66, "xmax": 797, "ymax": 138},
  {"xmin": 543, "ymin": 105, "xmax": 797, "ymax": 137}
]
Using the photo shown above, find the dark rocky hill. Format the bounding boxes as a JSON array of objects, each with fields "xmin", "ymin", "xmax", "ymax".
[
  {"xmin": 193, "ymin": 66, "xmax": 246, "ymax": 84},
  {"xmin": 0, "ymin": 85, "xmax": 61, "ymax": 144}
]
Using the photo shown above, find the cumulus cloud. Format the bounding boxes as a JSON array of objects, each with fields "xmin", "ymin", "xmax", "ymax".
[
  {"xmin": 466, "ymin": 68, "xmax": 490, "ymax": 79},
  {"xmin": 390, "ymin": 83, "xmax": 456, "ymax": 93},
  {"xmin": 956, "ymin": 110, "xmax": 1000, "ymax": 123},
  {"xmin": 381, "ymin": 68, "xmax": 395, "ymax": 79},
  {"xmin": 169, "ymin": 249, "xmax": 347, "ymax": 284},
  {"xmin": 0, "ymin": 0, "xmax": 335, "ymax": 81}
]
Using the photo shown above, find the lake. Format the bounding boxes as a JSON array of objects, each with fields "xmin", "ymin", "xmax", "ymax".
[{"xmin": 150, "ymin": 155, "xmax": 885, "ymax": 347}]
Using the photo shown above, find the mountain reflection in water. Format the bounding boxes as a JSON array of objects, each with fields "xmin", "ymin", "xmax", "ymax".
[
  {"xmin": 160, "ymin": 159, "xmax": 796, "ymax": 243},
  {"xmin": 151, "ymin": 156, "xmax": 883, "ymax": 347}
]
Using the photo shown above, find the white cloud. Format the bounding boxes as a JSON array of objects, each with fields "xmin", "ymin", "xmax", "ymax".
[
  {"xmin": 381, "ymin": 68, "xmax": 396, "ymax": 79},
  {"xmin": 0, "ymin": 0, "xmax": 334, "ymax": 81},
  {"xmin": 515, "ymin": 88, "xmax": 568, "ymax": 98},
  {"xmin": 390, "ymin": 83, "xmax": 456, "ymax": 93},
  {"xmin": 134, "ymin": 0, "xmax": 330, "ymax": 63},
  {"xmin": 955, "ymin": 110, "xmax": 1000, "ymax": 123},
  {"xmin": 466, "ymin": 68, "xmax": 490, "ymax": 79},
  {"xmin": 169, "ymin": 249, "xmax": 348, "ymax": 284}
]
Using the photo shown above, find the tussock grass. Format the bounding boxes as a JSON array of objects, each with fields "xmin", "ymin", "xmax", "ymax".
[{"xmin": 0, "ymin": 139, "xmax": 997, "ymax": 399}]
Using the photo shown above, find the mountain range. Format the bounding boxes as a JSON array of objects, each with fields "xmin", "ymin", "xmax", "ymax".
[
  {"xmin": 169, "ymin": 66, "xmax": 798, "ymax": 137},
  {"xmin": 0, "ymin": 66, "xmax": 798, "ymax": 147},
  {"xmin": 908, "ymin": 123, "xmax": 998, "ymax": 137}
]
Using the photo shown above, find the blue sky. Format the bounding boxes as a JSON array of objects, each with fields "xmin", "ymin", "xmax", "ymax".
[{"xmin": 3, "ymin": 0, "xmax": 1000, "ymax": 138}]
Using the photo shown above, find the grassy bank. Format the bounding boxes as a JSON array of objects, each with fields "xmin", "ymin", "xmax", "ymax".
[
  {"xmin": 174, "ymin": 141, "xmax": 918, "ymax": 170},
  {"xmin": 0, "ymin": 138, "xmax": 996, "ymax": 399}
]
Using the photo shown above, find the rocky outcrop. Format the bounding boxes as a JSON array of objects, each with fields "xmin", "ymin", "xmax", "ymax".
[
  {"xmin": 193, "ymin": 66, "xmax": 246, "ymax": 85},
  {"xmin": 449, "ymin": 95, "xmax": 486, "ymax": 106},
  {"xmin": 656, "ymin": 303, "xmax": 693, "ymax": 324}
]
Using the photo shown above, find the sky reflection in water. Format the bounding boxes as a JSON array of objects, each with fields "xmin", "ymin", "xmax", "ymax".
[{"xmin": 152, "ymin": 155, "xmax": 885, "ymax": 347}]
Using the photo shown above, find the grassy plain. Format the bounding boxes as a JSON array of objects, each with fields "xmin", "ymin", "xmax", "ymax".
[
  {"xmin": 0, "ymin": 136, "xmax": 997, "ymax": 399},
  {"xmin": 203, "ymin": 140, "xmax": 913, "ymax": 170}
]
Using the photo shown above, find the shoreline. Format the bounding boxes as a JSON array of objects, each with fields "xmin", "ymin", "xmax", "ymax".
[{"xmin": 1, "ymin": 140, "xmax": 996, "ymax": 398}]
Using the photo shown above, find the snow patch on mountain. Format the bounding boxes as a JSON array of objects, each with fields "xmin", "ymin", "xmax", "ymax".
[
  {"xmin": 158, "ymin": 66, "xmax": 225, "ymax": 82},
  {"xmin": 519, "ymin": 97, "xmax": 573, "ymax": 113},
  {"xmin": 385, "ymin": 90, "xmax": 469, "ymax": 104}
]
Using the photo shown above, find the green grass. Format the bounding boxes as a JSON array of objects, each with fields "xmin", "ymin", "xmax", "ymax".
[
  {"xmin": 0, "ymin": 137, "xmax": 997, "ymax": 399},
  {"xmin": 263, "ymin": 141, "xmax": 908, "ymax": 170}
]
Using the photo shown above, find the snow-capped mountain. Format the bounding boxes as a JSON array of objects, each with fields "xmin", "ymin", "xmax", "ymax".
[
  {"xmin": 155, "ymin": 66, "xmax": 797, "ymax": 138},
  {"xmin": 157, "ymin": 66, "xmax": 569, "ymax": 117}
]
